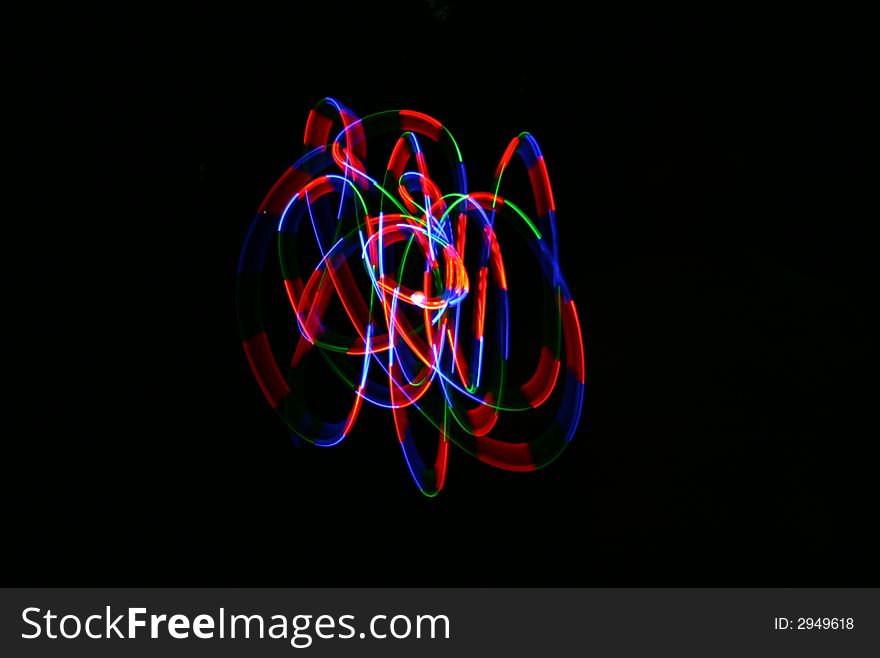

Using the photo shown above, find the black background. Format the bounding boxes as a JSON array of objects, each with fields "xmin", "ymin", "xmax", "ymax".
[{"xmin": 8, "ymin": 3, "xmax": 874, "ymax": 585}]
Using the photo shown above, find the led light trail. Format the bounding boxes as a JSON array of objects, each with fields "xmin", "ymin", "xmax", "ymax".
[{"xmin": 236, "ymin": 98, "xmax": 585, "ymax": 495}]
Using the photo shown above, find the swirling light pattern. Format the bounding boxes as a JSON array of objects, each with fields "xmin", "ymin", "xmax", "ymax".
[{"xmin": 237, "ymin": 98, "xmax": 585, "ymax": 495}]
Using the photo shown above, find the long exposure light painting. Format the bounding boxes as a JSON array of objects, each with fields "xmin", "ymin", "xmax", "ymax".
[{"xmin": 237, "ymin": 98, "xmax": 585, "ymax": 495}]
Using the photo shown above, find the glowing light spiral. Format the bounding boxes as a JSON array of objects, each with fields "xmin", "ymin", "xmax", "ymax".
[{"xmin": 237, "ymin": 98, "xmax": 585, "ymax": 495}]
